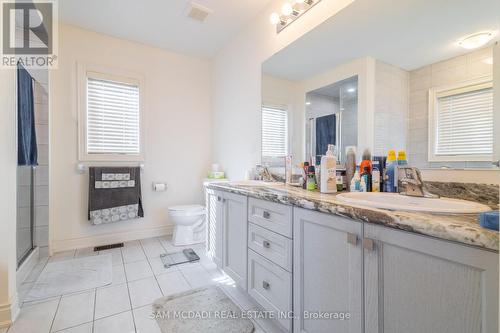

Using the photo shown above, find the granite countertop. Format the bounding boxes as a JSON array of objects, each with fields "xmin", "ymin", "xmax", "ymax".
[{"xmin": 206, "ymin": 181, "xmax": 499, "ymax": 252}]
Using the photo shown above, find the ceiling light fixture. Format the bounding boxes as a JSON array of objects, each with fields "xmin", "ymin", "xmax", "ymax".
[
  {"xmin": 458, "ymin": 31, "xmax": 495, "ymax": 50},
  {"xmin": 347, "ymin": 88, "xmax": 356, "ymax": 93},
  {"xmin": 270, "ymin": 0, "xmax": 321, "ymax": 33}
]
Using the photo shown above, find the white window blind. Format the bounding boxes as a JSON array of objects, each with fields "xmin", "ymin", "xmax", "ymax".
[
  {"xmin": 435, "ymin": 86, "xmax": 493, "ymax": 156},
  {"xmin": 262, "ymin": 106, "xmax": 288, "ymax": 158},
  {"xmin": 86, "ymin": 77, "xmax": 140, "ymax": 155}
]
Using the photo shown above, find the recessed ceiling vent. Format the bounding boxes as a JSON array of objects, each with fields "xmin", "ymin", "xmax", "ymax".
[{"xmin": 186, "ymin": 2, "xmax": 213, "ymax": 23}]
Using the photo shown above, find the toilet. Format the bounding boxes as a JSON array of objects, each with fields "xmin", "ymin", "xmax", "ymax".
[{"xmin": 168, "ymin": 205, "xmax": 206, "ymax": 246}]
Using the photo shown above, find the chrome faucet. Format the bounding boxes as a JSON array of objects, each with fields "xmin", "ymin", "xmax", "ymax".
[{"xmin": 397, "ymin": 166, "xmax": 439, "ymax": 198}]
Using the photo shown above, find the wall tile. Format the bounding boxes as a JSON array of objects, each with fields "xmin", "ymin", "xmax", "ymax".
[
  {"xmin": 37, "ymin": 144, "xmax": 49, "ymax": 166},
  {"xmin": 35, "ymin": 226, "xmax": 49, "ymax": 247},
  {"xmin": 35, "ymin": 166, "xmax": 49, "ymax": 186},
  {"xmin": 34, "ymin": 103, "xmax": 48, "ymax": 125},
  {"xmin": 35, "ymin": 205, "xmax": 49, "ymax": 227},
  {"xmin": 35, "ymin": 185, "xmax": 49, "ymax": 206}
]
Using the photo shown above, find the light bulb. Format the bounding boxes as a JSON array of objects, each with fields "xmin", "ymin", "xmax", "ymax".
[
  {"xmin": 281, "ymin": 3, "xmax": 293, "ymax": 16},
  {"xmin": 458, "ymin": 32, "xmax": 494, "ymax": 50},
  {"xmin": 270, "ymin": 12, "xmax": 281, "ymax": 25}
]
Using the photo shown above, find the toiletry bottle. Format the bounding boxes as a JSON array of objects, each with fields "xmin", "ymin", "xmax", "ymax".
[
  {"xmin": 361, "ymin": 166, "xmax": 372, "ymax": 192},
  {"xmin": 360, "ymin": 149, "xmax": 372, "ymax": 175},
  {"xmin": 345, "ymin": 147, "xmax": 356, "ymax": 192},
  {"xmin": 307, "ymin": 165, "xmax": 316, "ymax": 191},
  {"xmin": 397, "ymin": 150, "xmax": 408, "ymax": 165},
  {"xmin": 373, "ymin": 156, "xmax": 386, "ymax": 192},
  {"xmin": 302, "ymin": 162, "xmax": 309, "ymax": 189},
  {"xmin": 350, "ymin": 168, "xmax": 361, "ymax": 192},
  {"xmin": 320, "ymin": 144, "xmax": 337, "ymax": 193},
  {"xmin": 360, "ymin": 177, "xmax": 367, "ymax": 192},
  {"xmin": 384, "ymin": 150, "xmax": 397, "ymax": 192},
  {"xmin": 285, "ymin": 156, "xmax": 292, "ymax": 184},
  {"xmin": 372, "ymin": 161, "xmax": 381, "ymax": 192}
]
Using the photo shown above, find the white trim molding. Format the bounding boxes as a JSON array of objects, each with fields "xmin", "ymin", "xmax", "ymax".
[
  {"xmin": 428, "ymin": 76, "xmax": 493, "ymax": 162},
  {"xmin": 77, "ymin": 62, "xmax": 146, "ymax": 162},
  {"xmin": 50, "ymin": 225, "xmax": 174, "ymax": 254},
  {"xmin": 0, "ymin": 296, "xmax": 20, "ymax": 329}
]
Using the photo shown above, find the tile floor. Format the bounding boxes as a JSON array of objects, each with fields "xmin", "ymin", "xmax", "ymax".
[{"xmin": 5, "ymin": 236, "xmax": 284, "ymax": 333}]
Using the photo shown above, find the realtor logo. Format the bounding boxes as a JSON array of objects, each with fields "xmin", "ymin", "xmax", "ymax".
[{"xmin": 1, "ymin": 0, "xmax": 58, "ymax": 68}]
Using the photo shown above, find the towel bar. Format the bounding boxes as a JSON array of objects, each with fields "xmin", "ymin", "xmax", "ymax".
[{"xmin": 76, "ymin": 163, "xmax": 145, "ymax": 174}]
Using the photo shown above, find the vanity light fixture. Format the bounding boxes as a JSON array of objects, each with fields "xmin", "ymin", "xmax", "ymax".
[
  {"xmin": 270, "ymin": 0, "xmax": 321, "ymax": 33},
  {"xmin": 458, "ymin": 31, "xmax": 495, "ymax": 50}
]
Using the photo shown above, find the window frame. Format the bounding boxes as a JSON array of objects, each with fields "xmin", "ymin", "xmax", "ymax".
[
  {"xmin": 261, "ymin": 103, "xmax": 290, "ymax": 166},
  {"xmin": 428, "ymin": 76, "xmax": 493, "ymax": 162},
  {"xmin": 77, "ymin": 63, "xmax": 145, "ymax": 162}
]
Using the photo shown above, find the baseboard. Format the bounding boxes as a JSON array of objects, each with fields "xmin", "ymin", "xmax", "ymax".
[
  {"xmin": 51, "ymin": 225, "xmax": 174, "ymax": 253},
  {"xmin": 0, "ymin": 296, "xmax": 20, "ymax": 329}
]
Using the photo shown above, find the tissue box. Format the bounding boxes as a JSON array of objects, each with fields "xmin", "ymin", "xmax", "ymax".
[{"xmin": 479, "ymin": 211, "xmax": 499, "ymax": 231}]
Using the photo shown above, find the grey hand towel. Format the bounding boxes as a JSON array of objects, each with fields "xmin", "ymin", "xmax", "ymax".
[{"xmin": 88, "ymin": 167, "xmax": 144, "ymax": 225}]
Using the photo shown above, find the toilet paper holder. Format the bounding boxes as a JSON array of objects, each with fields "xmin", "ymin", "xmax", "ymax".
[{"xmin": 153, "ymin": 183, "xmax": 168, "ymax": 192}]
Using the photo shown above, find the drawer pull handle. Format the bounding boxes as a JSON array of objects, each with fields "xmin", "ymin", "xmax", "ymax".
[
  {"xmin": 363, "ymin": 238, "xmax": 375, "ymax": 251},
  {"xmin": 263, "ymin": 211, "xmax": 271, "ymax": 219},
  {"xmin": 347, "ymin": 233, "xmax": 358, "ymax": 245},
  {"xmin": 262, "ymin": 281, "xmax": 270, "ymax": 290},
  {"xmin": 263, "ymin": 240, "xmax": 271, "ymax": 248}
]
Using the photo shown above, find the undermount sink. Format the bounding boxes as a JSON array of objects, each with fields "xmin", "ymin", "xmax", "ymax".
[{"xmin": 336, "ymin": 192, "xmax": 491, "ymax": 214}]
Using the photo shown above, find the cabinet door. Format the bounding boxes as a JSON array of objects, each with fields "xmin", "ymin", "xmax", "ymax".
[
  {"xmin": 293, "ymin": 208, "xmax": 363, "ymax": 333},
  {"xmin": 206, "ymin": 189, "xmax": 223, "ymax": 268},
  {"xmin": 364, "ymin": 223, "xmax": 499, "ymax": 333},
  {"xmin": 222, "ymin": 192, "xmax": 248, "ymax": 289}
]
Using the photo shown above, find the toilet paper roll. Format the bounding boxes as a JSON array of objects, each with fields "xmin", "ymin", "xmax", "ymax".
[{"xmin": 153, "ymin": 183, "xmax": 166, "ymax": 192}]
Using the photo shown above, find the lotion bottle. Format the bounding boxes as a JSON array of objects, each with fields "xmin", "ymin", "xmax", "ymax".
[{"xmin": 320, "ymin": 144, "xmax": 337, "ymax": 193}]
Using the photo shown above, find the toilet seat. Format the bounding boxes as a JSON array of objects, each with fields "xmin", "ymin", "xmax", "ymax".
[{"xmin": 168, "ymin": 205, "xmax": 205, "ymax": 217}]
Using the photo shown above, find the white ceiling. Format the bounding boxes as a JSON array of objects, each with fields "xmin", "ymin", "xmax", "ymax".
[
  {"xmin": 263, "ymin": 0, "xmax": 500, "ymax": 80},
  {"xmin": 59, "ymin": 0, "xmax": 272, "ymax": 58}
]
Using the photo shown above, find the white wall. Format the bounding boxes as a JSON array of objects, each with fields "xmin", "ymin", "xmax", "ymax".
[
  {"xmin": 49, "ymin": 24, "xmax": 212, "ymax": 252},
  {"xmin": 212, "ymin": 0, "xmax": 354, "ymax": 180},
  {"xmin": 0, "ymin": 69, "xmax": 20, "ymax": 327}
]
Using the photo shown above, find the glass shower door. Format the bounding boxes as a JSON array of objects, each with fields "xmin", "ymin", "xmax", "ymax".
[{"xmin": 17, "ymin": 165, "xmax": 35, "ymax": 267}]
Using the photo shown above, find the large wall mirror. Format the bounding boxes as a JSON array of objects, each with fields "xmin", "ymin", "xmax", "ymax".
[{"xmin": 261, "ymin": 0, "xmax": 499, "ymax": 170}]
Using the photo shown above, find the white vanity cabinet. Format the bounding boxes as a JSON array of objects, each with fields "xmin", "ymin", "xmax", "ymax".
[
  {"xmin": 363, "ymin": 223, "xmax": 499, "ymax": 333},
  {"xmin": 222, "ymin": 192, "xmax": 248, "ymax": 289},
  {"xmin": 206, "ymin": 189, "xmax": 248, "ymax": 290},
  {"xmin": 293, "ymin": 207, "xmax": 363, "ymax": 333},
  {"xmin": 206, "ymin": 188, "xmax": 224, "ymax": 267}
]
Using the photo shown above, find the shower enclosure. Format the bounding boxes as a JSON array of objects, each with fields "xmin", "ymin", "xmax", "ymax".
[{"xmin": 17, "ymin": 166, "xmax": 35, "ymax": 267}]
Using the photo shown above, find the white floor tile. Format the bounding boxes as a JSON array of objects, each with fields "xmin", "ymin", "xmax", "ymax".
[
  {"xmin": 221, "ymin": 283, "xmax": 256, "ymax": 311},
  {"xmin": 140, "ymin": 238, "xmax": 166, "ymax": 258},
  {"xmin": 180, "ymin": 265, "xmax": 216, "ymax": 289},
  {"xmin": 124, "ymin": 240, "xmax": 140, "ymax": 247},
  {"xmin": 74, "ymin": 247, "xmax": 98, "ymax": 258},
  {"xmin": 111, "ymin": 264, "xmax": 126, "ymax": 286},
  {"xmin": 99, "ymin": 248, "xmax": 123, "ymax": 266},
  {"xmin": 94, "ymin": 283, "xmax": 131, "ymax": 320},
  {"xmin": 155, "ymin": 271, "xmax": 190, "ymax": 297},
  {"xmin": 124, "ymin": 260, "xmax": 153, "ymax": 282},
  {"xmin": 49, "ymin": 250, "xmax": 76, "ymax": 263},
  {"xmin": 121, "ymin": 245, "xmax": 146, "ymax": 264},
  {"xmin": 51, "ymin": 290, "xmax": 95, "ymax": 332},
  {"xmin": 17, "ymin": 282, "xmax": 34, "ymax": 303},
  {"xmin": 93, "ymin": 311, "xmax": 135, "ymax": 333},
  {"xmin": 133, "ymin": 304, "xmax": 161, "ymax": 333},
  {"xmin": 128, "ymin": 277, "xmax": 162, "ymax": 308},
  {"xmin": 54, "ymin": 322, "xmax": 92, "ymax": 333},
  {"xmin": 147, "ymin": 257, "xmax": 178, "ymax": 276},
  {"xmin": 7, "ymin": 298, "xmax": 59, "ymax": 333}
]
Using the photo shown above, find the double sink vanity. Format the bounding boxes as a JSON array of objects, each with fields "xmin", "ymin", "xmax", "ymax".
[{"xmin": 205, "ymin": 181, "xmax": 498, "ymax": 333}]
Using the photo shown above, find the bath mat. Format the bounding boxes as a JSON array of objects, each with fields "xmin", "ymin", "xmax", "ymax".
[
  {"xmin": 26, "ymin": 254, "xmax": 112, "ymax": 301},
  {"xmin": 152, "ymin": 286, "xmax": 254, "ymax": 333}
]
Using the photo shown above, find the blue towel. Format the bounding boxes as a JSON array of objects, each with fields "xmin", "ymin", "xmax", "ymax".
[
  {"xmin": 17, "ymin": 64, "xmax": 38, "ymax": 166},
  {"xmin": 479, "ymin": 211, "xmax": 499, "ymax": 231}
]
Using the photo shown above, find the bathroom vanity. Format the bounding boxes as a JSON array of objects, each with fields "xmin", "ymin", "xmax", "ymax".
[{"xmin": 205, "ymin": 181, "xmax": 499, "ymax": 333}]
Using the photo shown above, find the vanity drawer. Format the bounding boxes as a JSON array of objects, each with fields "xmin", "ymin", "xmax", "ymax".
[
  {"xmin": 248, "ymin": 198, "xmax": 292, "ymax": 238},
  {"xmin": 248, "ymin": 249, "xmax": 292, "ymax": 331},
  {"xmin": 248, "ymin": 223, "xmax": 292, "ymax": 272}
]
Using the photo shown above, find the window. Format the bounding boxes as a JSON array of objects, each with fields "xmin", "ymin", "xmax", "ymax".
[
  {"xmin": 78, "ymin": 64, "xmax": 144, "ymax": 161},
  {"xmin": 262, "ymin": 105, "xmax": 288, "ymax": 161},
  {"xmin": 428, "ymin": 79, "xmax": 493, "ymax": 162}
]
